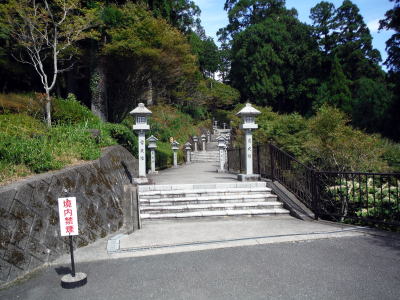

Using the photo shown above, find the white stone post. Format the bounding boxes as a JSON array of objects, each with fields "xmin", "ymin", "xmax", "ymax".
[
  {"xmin": 245, "ymin": 130, "xmax": 253, "ymax": 175},
  {"xmin": 171, "ymin": 141, "xmax": 179, "ymax": 168},
  {"xmin": 193, "ymin": 136, "xmax": 198, "ymax": 152},
  {"xmin": 138, "ymin": 132, "xmax": 146, "ymax": 176},
  {"xmin": 207, "ymin": 131, "xmax": 211, "ymax": 143},
  {"xmin": 147, "ymin": 135, "xmax": 158, "ymax": 174},
  {"xmin": 130, "ymin": 103, "xmax": 152, "ymax": 180},
  {"xmin": 223, "ymin": 122, "xmax": 226, "ymax": 129},
  {"xmin": 185, "ymin": 142, "xmax": 192, "ymax": 164},
  {"xmin": 224, "ymin": 136, "xmax": 229, "ymax": 166},
  {"xmin": 201, "ymin": 134, "xmax": 206, "ymax": 152},
  {"xmin": 236, "ymin": 103, "xmax": 261, "ymax": 181},
  {"xmin": 217, "ymin": 136, "xmax": 226, "ymax": 172}
]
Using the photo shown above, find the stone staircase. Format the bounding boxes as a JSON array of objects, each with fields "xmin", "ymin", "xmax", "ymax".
[
  {"xmin": 138, "ymin": 182, "xmax": 290, "ymax": 220},
  {"xmin": 190, "ymin": 150, "xmax": 219, "ymax": 162}
]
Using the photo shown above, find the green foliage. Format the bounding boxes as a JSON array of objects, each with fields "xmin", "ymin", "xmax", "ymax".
[
  {"xmin": 0, "ymin": 132, "xmax": 61, "ymax": 173},
  {"xmin": 197, "ymin": 79, "xmax": 240, "ymax": 111},
  {"xmin": 381, "ymin": 140, "xmax": 400, "ymax": 172},
  {"xmin": 303, "ymin": 105, "xmax": 388, "ymax": 172},
  {"xmin": 314, "ymin": 55, "xmax": 352, "ymax": 113},
  {"xmin": 380, "ymin": 0, "xmax": 400, "ymax": 72},
  {"xmin": 147, "ymin": 105, "xmax": 197, "ymax": 144},
  {"xmin": 188, "ymin": 33, "xmax": 221, "ymax": 77},
  {"xmin": 52, "ymin": 94, "xmax": 100, "ymax": 125},
  {"xmin": 323, "ymin": 176, "xmax": 400, "ymax": 229},
  {"xmin": 0, "ymin": 95, "xmax": 141, "ymax": 184},
  {"xmin": 103, "ymin": 122, "xmax": 138, "ymax": 155},
  {"xmin": 230, "ymin": 104, "xmax": 398, "ymax": 173},
  {"xmin": 229, "ymin": 5, "xmax": 320, "ymax": 113}
]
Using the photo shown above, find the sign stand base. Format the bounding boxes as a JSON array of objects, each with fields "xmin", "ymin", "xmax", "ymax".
[
  {"xmin": 61, "ymin": 272, "xmax": 87, "ymax": 289},
  {"xmin": 61, "ymin": 235, "xmax": 87, "ymax": 289}
]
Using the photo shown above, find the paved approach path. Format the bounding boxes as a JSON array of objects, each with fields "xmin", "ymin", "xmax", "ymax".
[
  {"xmin": 2, "ymin": 234, "xmax": 400, "ymax": 300},
  {"xmin": 148, "ymin": 161, "xmax": 236, "ymax": 184}
]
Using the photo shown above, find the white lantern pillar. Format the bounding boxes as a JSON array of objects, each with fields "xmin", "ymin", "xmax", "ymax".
[
  {"xmin": 147, "ymin": 135, "xmax": 158, "ymax": 174},
  {"xmin": 236, "ymin": 103, "xmax": 261, "ymax": 181},
  {"xmin": 185, "ymin": 142, "xmax": 192, "ymax": 164},
  {"xmin": 207, "ymin": 131, "xmax": 211, "ymax": 143},
  {"xmin": 217, "ymin": 136, "xmax": 226, "ymax": 172},
  {"xmin": 171, "ymin": 141, "xmax": 180, "ymax": 168},
  {"xmin": 130, "ymin": 103, "xmax": 152, "ymax": 179},
  {"xmin": 201, "ymin": 134, "xmax": 206, "ymax": 152},
  {"xmin": 193, "ymin": 136, "xmax": 198, "ymax": 152}
]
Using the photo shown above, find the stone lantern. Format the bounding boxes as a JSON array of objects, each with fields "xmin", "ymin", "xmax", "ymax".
[
  {"xmin": 184, "ymin": 142, "xmax": 192, "ymax": 164},
  {"xmin": 207, "ymin": 130, "xmax": 211, "ymax": 143},
  {"xmin": 147, "ymin": 135, "xmax": 158, "ymax": 174},
  {"xmin": 130, "ymin": 103, "xmax": 152, "ymax": 179},
  {"xmin": 223, "ymin": 122, "xmax": 226, "ymax": 129},
  {"xmin": 217, "ymin": 136, "xmax": 226, "ymax": 172},
  {"xmin": 193, "ymin": 136, "xmax": 198, "ymax": 152},
  {"xmin": 201, "ymin": 134, "xmax": 206, "ymax": 152},
  {"xmin": 171, "ymin": 141, "xmax": 180, "ymax": 168},
  {"xmin": 236, "ymin": 103, "xmax": 261, "ymax": 181},
  {"xmin": 224, "ymin": 135, "xmax": 229, "ymax": 163}
]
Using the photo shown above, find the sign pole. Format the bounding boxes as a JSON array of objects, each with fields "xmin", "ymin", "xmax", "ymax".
[
  {"xmin": 58, "ymin": 196, "xmax": 87, "ymax": 289},
  {"xmin": 69, "ymin": 235, "xmax": 76, "ymax": 277}
]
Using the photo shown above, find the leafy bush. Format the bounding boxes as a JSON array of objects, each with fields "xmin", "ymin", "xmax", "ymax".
[
  {"xmin": 304, "ymin": 105, "xmax": 388, "ymax": 172},
  {"xmin": 103, "ymin": 123, "xmax": 138, "ymax": 156},
  {"xmin": 52, "ymin": 94, "xmax": 100, "ymax": 126},
  {"xmin": 0, "ymin": 113, "xmax": 46, "ymax": 137},
  {"xmin": 0, "ymin": 133, "xmax": 61, "ymax": 172}
]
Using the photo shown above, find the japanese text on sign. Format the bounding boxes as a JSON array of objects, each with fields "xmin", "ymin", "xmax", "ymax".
[{"xmin": 58, "ymin": 197, "xmax": 79, "ymax": 236}]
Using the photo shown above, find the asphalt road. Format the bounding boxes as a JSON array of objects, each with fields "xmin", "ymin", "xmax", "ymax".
[{"xmin": 1, "ymin": 235, "xmax": 400, "ymax": 300}]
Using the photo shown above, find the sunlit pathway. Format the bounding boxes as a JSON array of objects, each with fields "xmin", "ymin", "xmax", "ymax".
[{"xmin": 148, "ymin": 161, "xmax": 237, "ymax": 184}]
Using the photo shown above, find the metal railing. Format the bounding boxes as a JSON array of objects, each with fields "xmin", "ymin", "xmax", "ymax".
[
  {"xmin": 317, "ymin": 171, "xmax": 400, "ymax": 227},
  {"xmin": 227, "ymin": 143, "xmax": 400, "ymax": 228}
]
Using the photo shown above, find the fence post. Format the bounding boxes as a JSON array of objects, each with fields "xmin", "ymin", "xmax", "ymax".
[
  {"xmin": 239, "ymin": 148, "xmax": 242, "ymax": 173},
  {"xmin": 312, "ymin": 170, "xmax": 319, "ymax": 220},
  {"xmin": 227, "ymin": 149, "xmax": 230, "ymax": 171},
  {"xmin": 269, "ymin": 143, "xmax": 274, "ymax": 181},
  {"xmin": 256, "ymin": 144, "xmax": 261, "ymax": 176}
]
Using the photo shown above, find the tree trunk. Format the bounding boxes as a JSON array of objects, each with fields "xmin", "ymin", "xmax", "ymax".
[
  {"xmin": 145, "ymin": 79, "xmax": 153, "ymax": 106},
  {"xmin": 45, "ymin": 90, "xmax": 51, "ymax": 126},
  {"xmin": 90, "ymin": 60, "xmax": 108, "ymax": 122}
]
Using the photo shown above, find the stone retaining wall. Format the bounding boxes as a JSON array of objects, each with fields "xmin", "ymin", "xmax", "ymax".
[{"xmin": 0, "ymin": 146, "xmax": 138, "ymax": 287}]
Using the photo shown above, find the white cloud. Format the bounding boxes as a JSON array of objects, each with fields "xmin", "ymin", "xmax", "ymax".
[{"xmin": 367, "ymin": 18, "xmax": 380, "ymax": 33}]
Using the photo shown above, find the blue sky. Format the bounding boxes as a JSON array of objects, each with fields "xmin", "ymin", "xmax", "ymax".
[{"xmin": 195, "ymin": 0, "xmax": 395, "ymax": 65}]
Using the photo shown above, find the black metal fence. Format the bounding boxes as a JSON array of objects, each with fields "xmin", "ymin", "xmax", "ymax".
[
  {"xmin": 317, "ymin": 171, "xmax": 400, "ymax": 227},
  {"xmin": 227, "ymin": 143, "xmax": 400, "ymax": 228}
]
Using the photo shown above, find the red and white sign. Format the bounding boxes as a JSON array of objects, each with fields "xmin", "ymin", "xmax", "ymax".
[{"xmin": 58, "ymin": 197, "xmax": 79, "ymax": 236}]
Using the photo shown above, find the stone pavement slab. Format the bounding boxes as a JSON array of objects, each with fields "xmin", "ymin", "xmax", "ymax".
[
  {"xmin": 53, "ymin": 217, "xmax": 368, "ymax": 265},
  {"xmin": 148, "ymin": 162, "xmax": 237, "ymax": 184}
]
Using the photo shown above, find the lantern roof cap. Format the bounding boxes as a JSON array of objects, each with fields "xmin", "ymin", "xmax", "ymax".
[
  {"xmin": 216, "ymin": 135, "xmax": 226, "ymax": 142},
  {"xmin": 236, "ymin": 103, "xmax": 260, "ymax": 116},
  {"xmin": 171, "ymin": 141, "xmax": 180, "ymax": 146},
  {"xmin": 129, "ymin": 103, "xmax": 152, "ymax": 115},
  {"xmin": 147, "ymin": 135, "xmax": 158, "ymax": 142},
  {"xmin": 185, "ymin": 142, "xmax": 192, "ymax": 147}
]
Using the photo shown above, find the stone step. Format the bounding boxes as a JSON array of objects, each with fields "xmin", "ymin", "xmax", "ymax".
[
  {"xmin": 140, "ymin": 201, "xmax": 284, "ymax": 214},
  {"xmin": 140, "ymin": 208, "xmax": 290, "ymax": 219},
  {"xmin": 140, "ymin": 193, "xmax": 277, "ymax": 205},
  {"xmin": 191, "ymin": 159, "xmax": 220, "ymax": 162},
  {"xmin": 139, "ymin": 187, "xmax": 272, "ymax": 199},
  {"xmin": 138, "ymin": 182, "xmax": 267, "ymax": 192}
]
